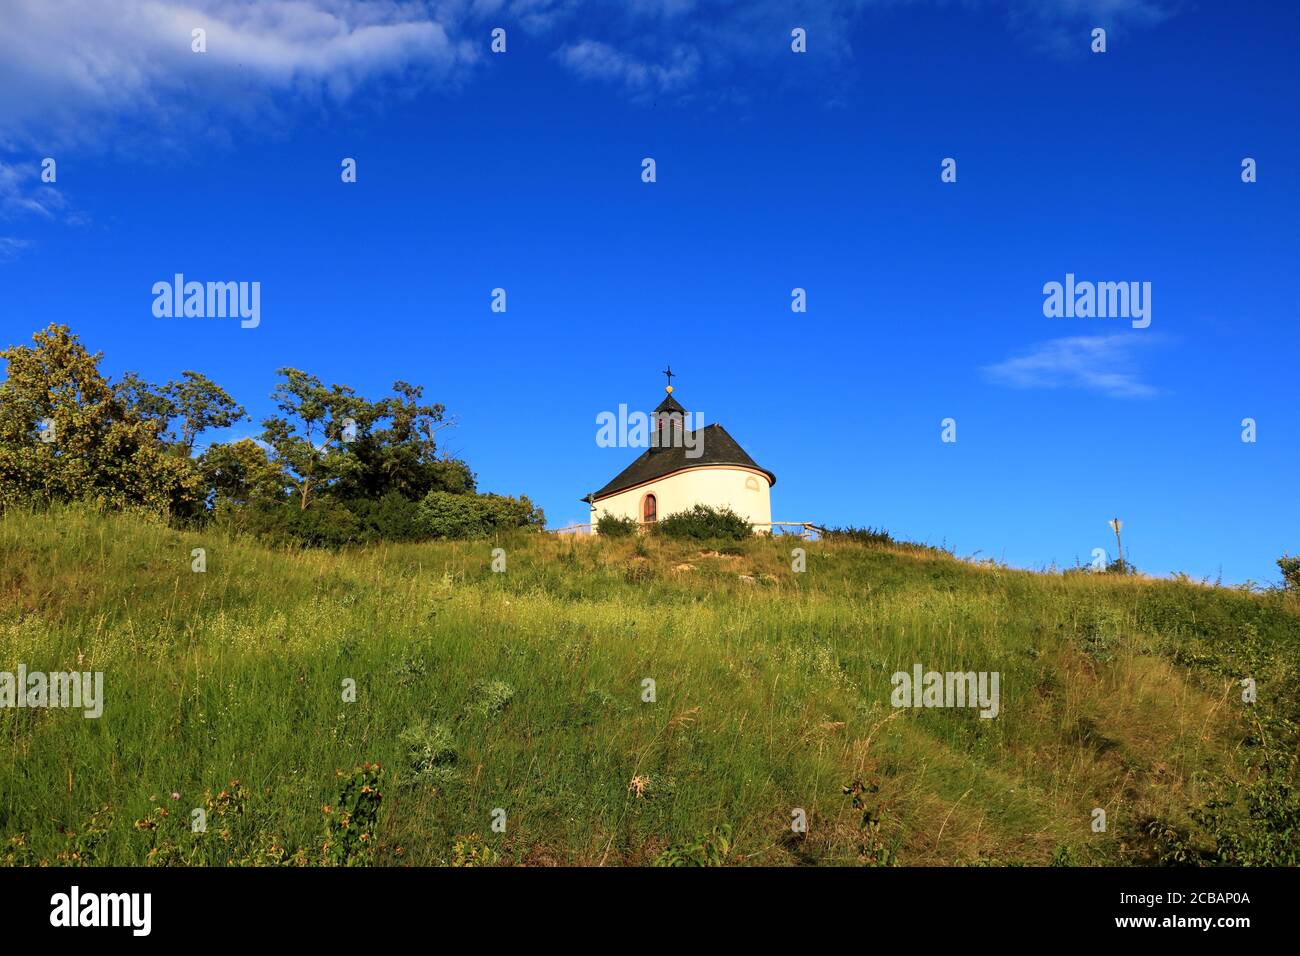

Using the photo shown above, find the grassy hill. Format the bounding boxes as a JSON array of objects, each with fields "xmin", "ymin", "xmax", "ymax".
[{"xmin": 2, "ymin": 507, "xmax": 1297, "ymax": 866}]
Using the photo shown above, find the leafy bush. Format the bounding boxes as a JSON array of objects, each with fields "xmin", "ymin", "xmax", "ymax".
[
  {"xmin": 822, "ymin": 525, "xmax": 895, "ymax": 546},
  {"xmin": 449, "ymin": 834, "xmax": 499, "ymax": 867},
  {"xmin": 1140, "ymin": 759, "xmax": 1300, "ymax": 867},
  {"xmin": 624, "ymin": 560, "xmax": 655, "ymax": 584},
  {"xmin": 596, "ymin": 513, "xmax": 639, "ymax": 537},
  {"xmin": 220, "ymin": 498, "xmax": 364, "ymax": 548},
  {"xmin": 1278, "ymin": 554, "xmax": 1300, "ymax": 591},
  {"xmin": 289, "ymin": 499, "xmax": 366, "ymax": 547},
  {"xmin": 821, "ymin": 525, "xmax": 948, "ymax": 557},
  {"xmin": 346, "ymin": 492, "xmax": 427, "ymax": 542},
  {"xmin": 653, "ymin": 504, "xmax": 752, "ymax": 541},
  {"xmin": 1049, "ymin": 844, "xmax": 1080, "ymax": 866},
  {"xmin": 653, "ymin": 824, "xmax": 733, "ymax": 867},
  {"xmin": 133, "ymin": 780, "xmax": 259, "ymax": 866},
  {"xmin": 218, "ymin": 490, "xmax": 545, "ymax": 548},
  {"xmin": 415, "ymin": 491, "xmax": 483, "ymax": 539},
  {"xmin": 322, "ymin": 763, "xmax": 383, "ymax": 866},
  {"xmin": 418, "ymin": 490, "xmax": 544, "ymax": 539},
  {"xmin": 843, "ymin": 779, "xmax": 896, "ymax": 866}
]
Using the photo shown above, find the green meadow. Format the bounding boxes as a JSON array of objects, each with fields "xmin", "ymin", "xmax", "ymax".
[{"xmin": 1, "ymin": 506, "xmax": 1296, "ymax": 866}]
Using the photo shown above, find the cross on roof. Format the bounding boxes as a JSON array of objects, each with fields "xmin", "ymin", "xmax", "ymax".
[{"xmin": 662, "ymin": 365, "xmax": 675, "ymax": 389}]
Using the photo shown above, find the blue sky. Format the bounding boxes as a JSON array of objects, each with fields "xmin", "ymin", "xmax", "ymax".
[{"xmin": 1, "ymin": 0, "xmax": 1297, "ymax": 584}]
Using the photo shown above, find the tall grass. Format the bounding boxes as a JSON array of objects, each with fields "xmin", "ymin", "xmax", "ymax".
[{"xmin": 1, "ymin": 505, "xmax": 1295, "ymax": 865}]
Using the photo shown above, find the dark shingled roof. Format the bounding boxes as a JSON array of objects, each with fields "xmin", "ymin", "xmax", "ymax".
[
  {"xmin": 584, "ymin": 422, "xmax": 775, "ymax": 503},
  {"xmin": 654, "ymin": 393, "xmax": 687, "ymax": 415}
]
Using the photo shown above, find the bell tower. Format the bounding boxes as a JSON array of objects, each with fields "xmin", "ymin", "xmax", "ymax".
[{"xmin": 652, "ymin": 366, "xmax": 686, "ymax": 451}]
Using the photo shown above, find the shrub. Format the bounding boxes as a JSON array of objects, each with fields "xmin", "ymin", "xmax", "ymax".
[
  {"xmin": 820, "ymin": 525, "xmax": 949, "ymax": 557},
  {"xmin": 822, "ymin": 525, "xmax": 895, "ymax": 546},
  {"xmin": 1278, "ymin": 554, "xmax": 1300, "ymax": 591},
  {"xmin": 597, "ymin": 513, "xmax": 639, "ymax": 537},
  {"xmin": 134, "ymin": 780, "xmax": 256, "ymax": 866},
  {"xmin": 215, "ymin": 498, "xmax": 363, "ymax": 548},
  {"xmin": 1104, "ymin": 558, "xmax": 1138, "ymax": 576},
  {"xmin": 322, "ymin": 763, "xmax": 383, "ymax": 866},
  {"xmin": 478, "ymin": 492, "xmax": 545, "ymax": 531},
  {"xmin": 291, "ymin": 499, "xmax": 366, "ymax": 547},
  {"xmin": 415, "ymin": 491, "xmax": 482, "ymax": 539},
  {"xmin": 449, "ymin": 835, "xmax": 500, "ymax": 867},
  {"xmin": 418, "ymin": 490, "xmax": 545, "ymax": 539},
  {"xmin": 653, "ymin": 824, "xmax": 733, "ymax": 867},
  {"xmin": 843, "ymin": 779, "xmax": 896, "ymax": 866},
  {"xmin": 624, "ymin": 560, "xmax": 655, "ymax": 584},
  {"xmin": 222, "ymin": 491, "xmax": 532, "ymax": 548},
  {"xmin": 346, "ymin": 492, "xmax": 426, "ymax": 542},
  {"xmin": 654, "ymin": 504, "xmax": 752, "ymax": 541}
]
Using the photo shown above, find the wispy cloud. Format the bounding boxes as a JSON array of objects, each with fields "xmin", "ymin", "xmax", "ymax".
[
  {"xmin": 0, "ymin": 0, "xmax": 1181, "ymax": 146},
  {"xmin": 0, "ymin": 161, "xmax": 67, "ymax": 219},
  {"xmin": 555, "ymin": 40, "xmax": 701, "ymax": 96},
  {"xmin": 1005, "ymin": 0, "xmax": 1176, "ymax": 55},
  {"xmin": 0, "ymin": 237, "xmax": 34, "ymax": 262},
  {"xmin": 550, "ymin": 0, "xmax": 1178, "ymax": 98},
  {"xmin": 982, "ymin": 335, "xmax": 1161, "ymax": 399},
  {"xmin": 0, "ymin": 159, "xmax": 81, "ymax": 263},
  {"xmin": 0, "ymin": 0, "xmax": 482, "ymax": 149}
]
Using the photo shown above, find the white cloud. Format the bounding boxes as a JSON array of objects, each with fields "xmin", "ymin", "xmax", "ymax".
[
  {"xmin": 556, "ymin": 39, "xmax": 700, "ymax": 95},
  {"xmin": 0, "ymin": 161, "xmax": 70, "ymax": 219},
  {"xmin": 0, "ymin": 160, "xmax": 79, "ymax": 261},
  {"xmin": 982, "ymin": 335, "xmax": 1160, "ymax": 399},
  {"xmin": 0, "ymin": 0, "xmax": 1181, "ymax": 148},
  {"xmin": 0, "ymin": 237, "xmax": 34, "ymax": 262},
  {"xmin": 549, "ymin": 0, "xmax": 1176, "ymax": 99},
  {"xmin": 0, "ymin": 0, "xmax": 482, "ymax": 148},
  {"xmin": 1001, "ymin": 0, "xmax": 1176, "ymax": 58},
  {"xmin": 500, "ymin": 0, "xmax": 580, "ymax": 35}
]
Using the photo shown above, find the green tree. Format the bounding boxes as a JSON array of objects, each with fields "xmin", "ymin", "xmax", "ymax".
[
  {"xmin": 329, "ymin": 380, "xmax": 471, "ymax": 501},
  {"xmin": 199, "ymin": 438, "xmax": 287, "ymax": 509},
  {"xmin": 167, "ymin": 371, "xmax": 246, "ymax": 454},
  {"xmin": 260, "ymin": 369, "xmax": 375, "ymax": 510},
  {"xmin": 0, "ymin": 325, "xmax": 202, "ymax": 514},
  {"xmin": 117, "ymin": 370, "xmax": 246, "ymax": 455},
  {"xmin": 114, "ymin": 371, "xmax": 175, "ymax": 432},
  {"xmin": 1279, "ymin": 555, "xmax": 1300, "ymax": 591}
]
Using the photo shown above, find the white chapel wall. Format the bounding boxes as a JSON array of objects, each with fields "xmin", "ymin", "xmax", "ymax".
[{"xmin": 591, "ymin": 466, "xmax": 772, "ymax": 533}]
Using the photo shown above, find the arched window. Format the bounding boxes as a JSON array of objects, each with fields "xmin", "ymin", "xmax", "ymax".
[{"xmin": 642, "ymin": 493, "xmax": 657, "ymax": 524}]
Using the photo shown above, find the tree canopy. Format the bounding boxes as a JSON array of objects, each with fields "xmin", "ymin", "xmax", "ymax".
[{"xmin": 0, "ymin": 324, "xmax": 542, "ymax": 544}]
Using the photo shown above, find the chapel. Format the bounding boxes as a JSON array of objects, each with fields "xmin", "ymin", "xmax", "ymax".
[{"xmin": 584, "ymin": 373, "xmax": 775, "ymax": 532}]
